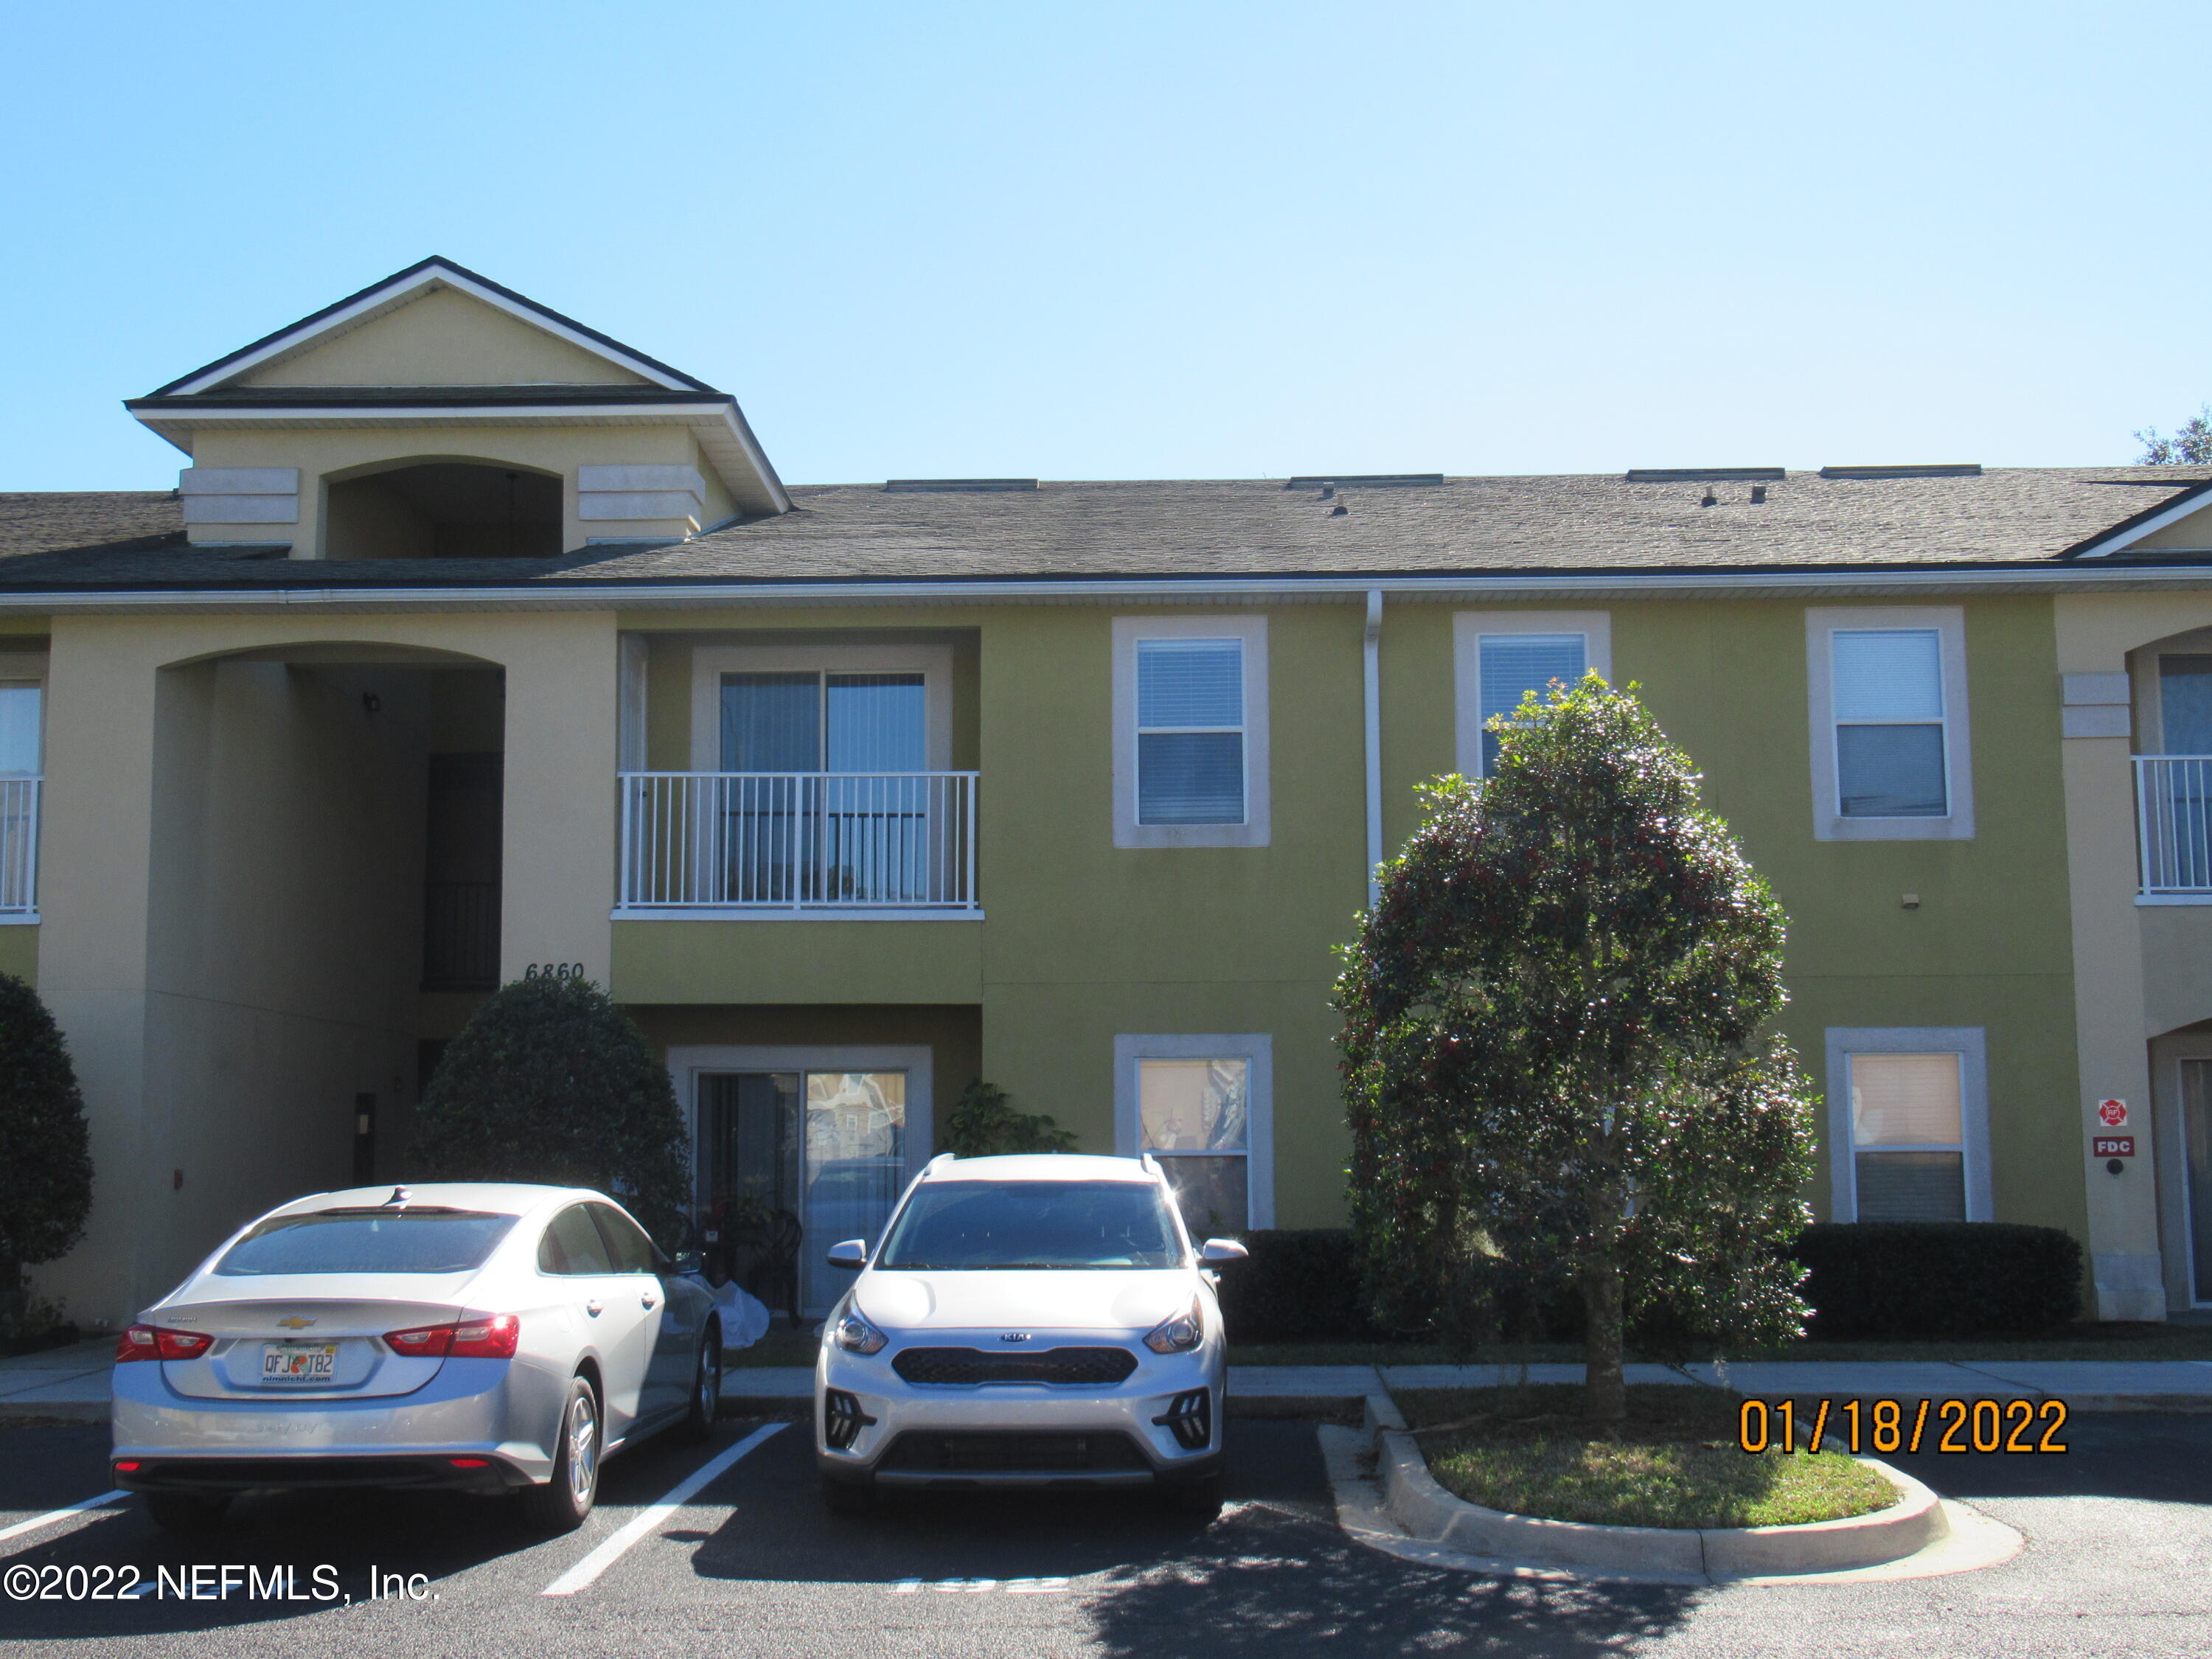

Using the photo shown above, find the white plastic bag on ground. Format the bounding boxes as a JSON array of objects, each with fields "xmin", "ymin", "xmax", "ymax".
[{"xmin": 706, "ymin": 1276, "xmax": 772, "ymax": 1349}]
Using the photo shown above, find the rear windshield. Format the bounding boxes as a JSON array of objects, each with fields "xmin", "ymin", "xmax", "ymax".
[
  {"xmin": 877, "ymin": 1180, "xmax": 1181, "ymax": 1270},
  {"xmin": 214, "ymin": 1210, "xmax": 518, "ymax": 1276}
]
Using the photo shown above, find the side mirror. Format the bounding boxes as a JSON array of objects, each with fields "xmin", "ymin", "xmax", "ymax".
[
  {"xmin": 826, "ymin": 1239, "xmax": 869, "ymax": 1270},
  {"xmin": 1198, "ymin": 1238, "xmax": 1250, "ymax": 1264},
  {"xmin": 671, "ymin": 1251, "xmax": 705, "ymax": 1277}
]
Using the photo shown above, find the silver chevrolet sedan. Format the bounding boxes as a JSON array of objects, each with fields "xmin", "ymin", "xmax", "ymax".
[
  {"xmin": 111, "ymin": 1183, "xmax": 720, "ymax": 1534},
  {"xmin": 814, "ymin": 1154, "xmax": 1246, "ymax": 1517}
]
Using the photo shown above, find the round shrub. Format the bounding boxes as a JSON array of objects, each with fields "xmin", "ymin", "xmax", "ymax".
[
  {"xmin": 413, "ymin": 975, "xmax": 689, "ymax": 1248},
  {"xmin": 0, "ymin": 973, "xmax": 94, "ymax": 1328}
]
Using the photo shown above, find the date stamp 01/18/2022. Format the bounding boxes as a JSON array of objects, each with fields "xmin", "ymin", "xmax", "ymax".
[{"xmin": 1738, "ymin": 1398, "xmax": 2070, "ymax": 1456}]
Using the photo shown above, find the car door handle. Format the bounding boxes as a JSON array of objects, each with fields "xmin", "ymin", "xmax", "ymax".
[
  {"xmin": 585, "ymin": 1300, "xmax": 603, "ymax": 1317},
  {"xmin": 641, "ymin": 1293, "xmax": 658, "ymax": 1310}
]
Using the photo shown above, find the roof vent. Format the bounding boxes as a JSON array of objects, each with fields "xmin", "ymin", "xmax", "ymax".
[
  {"xmin": 883, "ymin": 478, "xmax": 1038, "ymax": 493},
  {"xmin": 1818, "ymin": 465, "xmax": 1982, "ymax": 479},
  {"xmin": 1626, "ymin": 467, "xmax": 1785, "ymax": 483},
  {"xmin": 1284, "ymin": 473, "xmax": 1444, "ymax": 490}
]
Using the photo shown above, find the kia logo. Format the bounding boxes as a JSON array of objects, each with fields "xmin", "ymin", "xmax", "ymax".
[{"xmin": 1000, "ymin": 1332, "xmax": 1031, "ymax": 1343}]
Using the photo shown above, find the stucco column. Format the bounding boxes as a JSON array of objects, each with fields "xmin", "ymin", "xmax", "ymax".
[
  {"xmin": 35, "ymin": 618, "xmax": 161, "ymax": 1326},
  {"xmin": 497, "ymin": 614, "xmax": 618, "ymax": 983},
  {"xmin": 2058, "ymin": 595, "xmax": 2180, "ymax": 1320}
]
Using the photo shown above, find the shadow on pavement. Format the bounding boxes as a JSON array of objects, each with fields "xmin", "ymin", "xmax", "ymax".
[{"xmin": 1891, "ymin": 1411, "xmax": 2212, "ymax": 1506}]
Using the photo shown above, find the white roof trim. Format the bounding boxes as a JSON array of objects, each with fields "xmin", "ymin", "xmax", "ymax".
[
  {"xmin": 159, "ymin": 262, "xmax": 692, "ymax": 396},
  {"xmin": 2070, "ymin": 483, "xmax": 2212, "ymax": 557},
  {"xmin": 12, "ymin": 559, "xmax": 2212, "ymax": 616}
]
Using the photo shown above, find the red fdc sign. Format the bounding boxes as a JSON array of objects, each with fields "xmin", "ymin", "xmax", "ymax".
[
  {"xmin": 2097, "ymin": 1099, "xmax": 2129, "ymax": 1128},
  {"xmin": 2093, "ymin": 1136, "xmax": 2135, "ymax": 1158}
]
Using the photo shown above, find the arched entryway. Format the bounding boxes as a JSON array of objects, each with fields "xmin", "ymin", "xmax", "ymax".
[{"xmin": 323, "ymin": 456, "xmax": 563, "ymax": 559}]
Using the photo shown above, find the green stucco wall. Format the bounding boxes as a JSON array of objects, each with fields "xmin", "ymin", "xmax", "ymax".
[
  {"xmin": 0, "ymin": 925, "xmax": 36, "ymax": 986},
  {"xmin": 604, "ymin": 593, "xmax": 2084, "ymax": 1243}
]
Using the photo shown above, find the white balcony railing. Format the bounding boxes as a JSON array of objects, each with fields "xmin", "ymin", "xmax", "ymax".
[
  {"xmin": 617, "ymin": 771, "xmax": 978, "ymax": 912},
  {"xmin": 2137, "ymin": 756, "xmax": 2212, "ymax": 894},
  {"xmin": 0, "ymin": 776, "xmax": 39, "ymax": 917}
]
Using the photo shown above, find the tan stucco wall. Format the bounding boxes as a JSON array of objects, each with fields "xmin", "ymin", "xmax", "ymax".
[
  {"xmin": 189, "ymin": 425, "xmax": 713, "ymax": 558},
  {"xmin": 32, "ymin": 611, "xmax": 619, "ymax": 1322},
  {"xmin": 238, "ymin": 285, "xmax": 653, "ymax": 389},
  {"xmin": 2056, "ymin": 591, "xmax": 2212, "ymax": 1312}
]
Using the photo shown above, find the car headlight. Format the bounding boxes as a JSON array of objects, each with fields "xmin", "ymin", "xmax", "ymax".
[
  {"xmin": 832, "ymin": 1308, "xmax": 888, "ymax": 1354},
  {"xmin": 1144, "ymin": 1295, "xmax": 1204, "ymax": 1354}
]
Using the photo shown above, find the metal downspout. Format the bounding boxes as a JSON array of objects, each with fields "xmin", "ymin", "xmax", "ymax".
[{"xmin": 1364, "ymin": 589, "xmax": 1383, "ymax": 912}]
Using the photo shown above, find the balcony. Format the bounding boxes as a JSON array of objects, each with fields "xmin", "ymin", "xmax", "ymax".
[
  {"xmin": 616, "ymin": 772, "xmax": 978, "ymax": 916},
  {"xmin": 0, "ymin": 776, "xmax": 38, "ymax": 919},
  {"xmin": 2137, "ymin": 757, "xmax": 2212, "ymax": 897}
]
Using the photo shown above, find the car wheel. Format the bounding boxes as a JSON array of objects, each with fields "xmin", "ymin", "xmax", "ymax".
[
  {"xmin": 821, "ymin": 1477, "xmax": 872, "ymax": 1517},
  {"xmin": 1161, "ymin": 1474, "xmax": 1223, "ymax": 1520},
  {"xmin": 144, "ymin": 1492, "xmax": 232, "ymax": 1534},
  {"xmin": 522, "ymin": 1375, "xmax": 602, "ymax": 1533},
  {"xmin": 681, "ymin": 1324, "xmax": 723, "ymax": 1443}
]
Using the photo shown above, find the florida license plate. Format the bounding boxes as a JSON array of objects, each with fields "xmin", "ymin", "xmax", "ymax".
[{"xmin": 262, "ymin": 1342, "xmax": 338, "ymax": 1385}]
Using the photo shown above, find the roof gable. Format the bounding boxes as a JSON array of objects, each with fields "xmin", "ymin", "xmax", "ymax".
[{"xmin": 150, "ymin": 257, "xmax": 713, "ymax": 396}]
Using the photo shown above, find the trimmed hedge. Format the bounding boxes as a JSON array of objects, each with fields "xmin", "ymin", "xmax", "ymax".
[
  {"xmin": 1792, "ymin": 1222, "xmax": 2083, "ymax": 1340},
  {"xmin": 1214, "ymin": 1229, "xmax": 1381, "ymax": 1343}
]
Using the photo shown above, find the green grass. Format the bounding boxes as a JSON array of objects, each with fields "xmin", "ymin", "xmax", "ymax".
[{"xmin": 1396, "ymin": 1384, "xmax": 1898, "ymax": 1530}]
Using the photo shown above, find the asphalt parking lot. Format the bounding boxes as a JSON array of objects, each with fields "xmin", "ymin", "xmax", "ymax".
[{"xmin": 1, "ymin": 1412, "xmax": 2208, "ymax": 1658}]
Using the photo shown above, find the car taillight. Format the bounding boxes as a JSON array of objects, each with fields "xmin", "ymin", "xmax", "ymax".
[
  {"xmin": 383, "ymin": 1313, "xmax": 518, "ymax": 1360},
  {"xmin": 115, "ymin": 1324, "xmax": 212, "ymax": 1362}
]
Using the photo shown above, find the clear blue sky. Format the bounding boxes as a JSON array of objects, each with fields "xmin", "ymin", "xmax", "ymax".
[{"xmin": 4, "ymin": 1, "xmax": 2207, "ymax": 490}]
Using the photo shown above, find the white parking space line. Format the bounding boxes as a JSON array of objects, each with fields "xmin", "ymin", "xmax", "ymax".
[
  {"xmin": 891, "ymin": 1577, "xmax": 1070, "ymax": 1594},
  {"xmin": 0, "ymin": 1489, "xmax": 129, "ymax": 1550},
  {"xmin": 540, "ymin": 1423, "xmax": 786, "ymax": 1597}
]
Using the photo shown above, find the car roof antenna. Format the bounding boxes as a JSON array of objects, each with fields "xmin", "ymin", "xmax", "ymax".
[{"xmin": 384, "ymin": 1186, "xmax": 410, "ymax": 1207}]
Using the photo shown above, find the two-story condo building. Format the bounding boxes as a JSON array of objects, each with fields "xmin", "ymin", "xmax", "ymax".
[{"xmin": 8, "ymin": 259, "xmax": 2212, "ymax": 1329}]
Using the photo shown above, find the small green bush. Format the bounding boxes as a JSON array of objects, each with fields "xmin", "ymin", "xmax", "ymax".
[
  {"xmin": 413, "ymin": 975, "xmax": 689, "ymax": 1248},
  {"xmin": 1793, "ymin": 1222, "xmax": 2083, "ymax": 1339},
  {"xmin": 1214, "ymin": 1230, "xmax": 1381, "ymax": 1342},
  {"xmin": 942, "ymin": 1079, "xmax": 1076, "ymax": 1158},
  {"xmin": 0, "ymin": 973, "xmax": 94, "ymax": 1334}
]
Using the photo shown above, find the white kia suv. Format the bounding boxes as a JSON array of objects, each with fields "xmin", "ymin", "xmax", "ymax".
[{"xmin": 813, "ymin": 1153, "xmax": 1246, "ymax": 1517}]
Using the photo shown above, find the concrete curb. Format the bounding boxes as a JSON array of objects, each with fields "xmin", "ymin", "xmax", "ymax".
[{"xmin": 1365, "ymin": 1394, "xmax": 1955, "ymax": 1581}]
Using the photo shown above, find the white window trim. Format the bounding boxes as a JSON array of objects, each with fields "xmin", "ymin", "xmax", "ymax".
[
  {"xmin": 618, "ymin": 635, "xmax": 647, "ymax": 771},
  {"xmin": 664, "ymin": 1043, "xmax": 935, "ymax": 1217},
  {"xmin": 687, "ymin": 643, "xmax": 954, "ymax": 772},
  {"xmin": 1113, "ymin": 1033, "xmax": 1274, "ymax": 1230},
  {"xmin": 1111, "ymin": 615, "xmax": 1269, "ymax": 848},
  {"xmin": 1805, "ymin": 606, "xmax": 1974, "ymax": 841},
  {"xmin": 1824, "ymin": 1027, "xmax": 1991, "ymax": 1223},
  {"xmin": 1452, "ymin": 611, "xmax": 1612, "ymax": 779}
]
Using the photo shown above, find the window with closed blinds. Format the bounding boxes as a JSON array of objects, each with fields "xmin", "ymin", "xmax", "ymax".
[
  {"xmin": 1832, "ymin": 630, "xmax": 1947, "ymax": 817},
  {"xmin": 1477, "ymin": 634, "xmax": 1585, "ymax": 776},
  {"xmin": 1138, "ymin": 1057, "xmax": 1251, "ymax": 1235},
  {"xmin": 1135, "ymin": 639, "xmax": 1245, "ymax": 824},
  {"xmin": 1848, "ymin": 1051, "xmax": 1966, "ymax": 1222}
]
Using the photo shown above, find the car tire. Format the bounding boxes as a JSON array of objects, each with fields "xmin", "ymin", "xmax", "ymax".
[
  {"xmin": 821, "ymin": 1477, "xmax": 872, "ymax": 1517},
  {"xmin": 144, "ymin": 1492, "xmax": 232, "ymax": 1534},
  {"xmin": 1161, "ymin": 1474, "xmax": 1223, "ymax": 1520},
  {"xmin": 680, "ymin": 1324, "xmax": 723, "ymax": 1444},
  {"xmin": 522, "ymin": 1375, "xmax": 602, "ymax": 1533}
]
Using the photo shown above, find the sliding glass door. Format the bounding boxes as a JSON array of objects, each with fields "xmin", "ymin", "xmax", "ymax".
[{"xmin": 698, "ymin": 1068, "xmax": 910, "ymax": 1315}]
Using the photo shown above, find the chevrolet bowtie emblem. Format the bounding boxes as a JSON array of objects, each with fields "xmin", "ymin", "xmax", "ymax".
[{"xmin": 276, "ymin": 1317, "xmax": 316, "ymax": 1330}]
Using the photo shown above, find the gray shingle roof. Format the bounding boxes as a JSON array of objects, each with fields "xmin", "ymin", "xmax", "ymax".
[{"xmin": 3, "ymin": 468, "xmax": 2209, "ymax": 591}]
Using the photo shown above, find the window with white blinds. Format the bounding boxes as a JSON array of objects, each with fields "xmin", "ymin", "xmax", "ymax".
[
  {"xmin": 1113, "ymin": 616, "xmax": 1269, "ymax": 847},
  {"xmin": 1832, "ymin": 630, "xmax": 1947, "ymax": 817},
  {"xmin": 1476, "ymin": 633, "xmax": 1586, "ymax": 776},
  {"xmin": 1135, "ymin": 639, "xmax": 1245, "ymax": 824},
  {"xmin": 1806, "ymin": 608, "xmax": 1971, "ymax": 840},
  {"xmin": 1848, "ymin": 1051, "xmax": 1966, "ymax": 1222}
]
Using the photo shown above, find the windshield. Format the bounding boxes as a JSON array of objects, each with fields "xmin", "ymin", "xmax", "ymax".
[
  {"xmin": 214, "ymin": 1209, "xmax": 518, "ymax": 1276},
  {"xmin": 876, "ymin": 1180, "xmax": 1183, "ymax": 1270}
]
